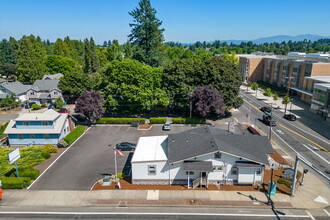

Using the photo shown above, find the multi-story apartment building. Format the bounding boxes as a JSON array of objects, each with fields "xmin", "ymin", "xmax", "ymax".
[{"xmin": 238, "ymin": 53, "xmax": 330, "ymax": 119}]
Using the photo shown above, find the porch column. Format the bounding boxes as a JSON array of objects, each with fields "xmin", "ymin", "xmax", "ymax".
[{"xmin": 200, "ymin": 171, "xmax": 202, "ymax": 188}]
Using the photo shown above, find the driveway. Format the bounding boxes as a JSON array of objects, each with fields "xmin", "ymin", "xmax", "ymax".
[{"xmin": 30, "ymin": 125, "xmax": 197, "ymax": 190}]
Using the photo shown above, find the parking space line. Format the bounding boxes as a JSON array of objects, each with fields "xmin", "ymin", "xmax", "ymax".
[
  {"xmin": 27, "ymin": 127, "xmax": 91, "ymax": 190},
  {"xmin": 324, "ymin": 209, "xmax": 330, "ymax": 217},
  {"xmin": 305, "ymin": 210, "xmax": 315, "ymax": 220}
]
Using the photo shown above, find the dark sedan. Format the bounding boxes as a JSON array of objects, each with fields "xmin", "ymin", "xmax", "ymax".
[
  {"xmin": 283, "ymin": 114, "xmax": 297, "ymax": 121},
  {"xmin": 116, "ymin": 142, "xmax": 136, "ymax": 151},
  {"xmin": 260, "ymin": 106, "xmax": 271, "ymax": 113},
  {"xmin": 263, "ymin": 115, "xmax": 277, "ymax": 126}
]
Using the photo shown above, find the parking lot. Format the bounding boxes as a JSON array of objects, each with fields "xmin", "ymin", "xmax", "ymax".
[{"xmin": 30, "ymin": 124, "xmax": 199, "ymax": 190}]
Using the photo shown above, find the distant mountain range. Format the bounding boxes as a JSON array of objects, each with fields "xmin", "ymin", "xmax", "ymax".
[{"xmin": 181, "ymin": 34, "xmax": 330, "ymax": 45}]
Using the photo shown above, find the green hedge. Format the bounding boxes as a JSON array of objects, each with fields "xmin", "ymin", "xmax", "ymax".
[
  {"xmin": 32, "ymin": 103, "xmax": 41, "ymax": 110},
  {"xmin": 63, "ymin": 125, "xmax": 85, "ymax": 146},
  {"xmin": 172, "ymin": 118, "xmax": 205, "ymax": 124},
  {"xmin": 0, "ymin": 122, "xmax": 9, "ymax": 135},
  {"xmin": 96, "ymin": 118, "xmax": 146, "ymax": 124},
  {"xmin": 277, "ymin": 178, "xmax": 292, "ymax": 187},
  {"xmin": 0, "ymin": 176, "xmax": 31, "ymax": 189},
  {"xmin": 150, "ymin": 117, "xmax": 166, "ymax": 124},
  {"xmin": 17, "ymin": 167, "xmax": 40, "ymax": 180}
]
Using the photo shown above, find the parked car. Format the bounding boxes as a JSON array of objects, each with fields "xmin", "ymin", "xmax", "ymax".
[
  {"xmin": 260, "ymin": 106, "xmax": 271, "ymax": 113},
  {"xmin": 58, "ymin": 108, "xmax": 69, "ymax": 113},
  {"xmin": 71, "ymin": 114, "xmax": 89, "ymax": 125},
  {"xmin": 25, "ymin": 102, "xmax": 36, "ymax": 109},
  {"xmin": 283, "ymin": 114, "xmax": 297, "ymax": 121},
  {"xmin": 116, "ymin": 142, "xmax": 136, "ymax": 151},
  {"xmin": 263, "ymin": 115, "xmax": 277, "ymax": 126},
  {"xmin": 48, "ymin": 103, "xmax": 55, "ymax": 109},
  {"xmin": 162, "ymin": 123, "xmax": 171, "ymax": 131}
]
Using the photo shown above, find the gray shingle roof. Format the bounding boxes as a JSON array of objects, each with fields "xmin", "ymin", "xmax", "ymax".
[
  {"xmin": 167, "ymin": 126, "xmax": 274, "ymax": 165},
  {"xmin": 0, "ymin": 81, "xmax": 30, "ymax": 95},
  {"xmin": 31, "ymin": 80, "xmax": 60, "ymax": 92},
  {"xmin": 0, "ymin": 79, "xmax": 7, "ymax": 83},
  {"xmin": 183, "ymin": 161, "xmax": 213, "ymax": 172},
  {"xmin": 42, "ymin": 73, "xmax": 63, "ymax": 80}
]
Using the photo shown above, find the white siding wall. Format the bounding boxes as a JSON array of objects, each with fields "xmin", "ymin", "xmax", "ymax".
[{"xmin": 132, "ymin": 152, "xmax": 264, "ymax": 185}]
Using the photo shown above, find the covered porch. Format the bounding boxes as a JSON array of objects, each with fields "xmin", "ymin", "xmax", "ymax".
[{"xmin": 182, "ymin": 161, "xmax": 213, "ymax": 189}]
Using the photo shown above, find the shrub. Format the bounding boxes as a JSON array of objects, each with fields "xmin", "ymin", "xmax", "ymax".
[
  {"xmin": 277, "ymin": 178, "xmax": 292, "ymax": 187},
  {"xmin": 41, "ymin": 103, "xmax": 47, "ymax": 108},
  {"xmin": 17, "ymin": 167, "xmax": 40, "ymax": 180},
  {"xmin": 0, "ymin": 122, "xmax": 9, "ymax": 135},
  {"xmin": 41, "ymin": 151, "xmax": 51, "ymax": 159},
  {"xmin": 96, "ymin": 118, "xmax": 145, "ymax": 124},
  {"xmin": 0, "ymin": 176, "xmax": 31, "ymax": 189},
  {"xmin": 117, "ymin": 172, "xmax": 126, "ymax": 180},
  {"xmin": 63, "ymin": 125, "xmax": 85, "ymax": 146},
  {"xmin": 31, "ymin": 103, "xmax": 41, "ymax": 110},
  {"xmin": 172, "ymin": 118, "xmax": 205, "ymax": 124},
  {"xmin": 41, "ymin": 144, "xmax": 58, "ymax": 154},
  {"xmin": 150, "ymin": 117, "xmax": 166, "ymax": 124}
]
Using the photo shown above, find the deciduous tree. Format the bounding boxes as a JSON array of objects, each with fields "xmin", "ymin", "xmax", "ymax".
[
  {"xmin": 190, "ymin": 85, "xmax": 225, "ymax": 118},
  {"xmin": 282, "ymin": 95, "xmax": 290, "ymax": 113},
  {"xmin": 75, "ymin": 90, "xmax": 104, "ymax": 123}
]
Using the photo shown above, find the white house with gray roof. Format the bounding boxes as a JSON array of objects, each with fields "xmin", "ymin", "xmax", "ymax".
[
  {"xmin": 0, "ymin": 81, "xmax": 30, "ymax": 102},
  {"xmin": 131, "ymin": 126, "xmax": 274, "ymax": 187},
  {"xmin": 4, "ymin": 109, "xmax": 70, "ymax": 145},
  {"xmin": 26, "ymin": 79, "xmax": 62, "ymax": 104}
]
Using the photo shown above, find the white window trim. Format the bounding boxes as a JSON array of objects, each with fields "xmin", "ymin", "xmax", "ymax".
[{"xmin": 213, "ymin": 165, "xmax": 223, "ymax": 172}]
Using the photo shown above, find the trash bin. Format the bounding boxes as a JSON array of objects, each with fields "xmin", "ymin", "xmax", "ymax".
[
  {"xmin": 0, "ymin": 188, "xmax": 3, "ymax": 200},
  {"xmin": 188, "ymin": 179, "xmax": 193, "ymax": 188}
]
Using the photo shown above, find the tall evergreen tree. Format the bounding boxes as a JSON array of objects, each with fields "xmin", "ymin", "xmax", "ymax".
[
  {"xmin": 124, "ymin": 41, "xmax": 133, "ymax": 59},
  {"xmin": 17, "ymin": 35, "xmax": 47, "ymax": 83},
  {"xmin": 0, "ymin": 39, "xmax": 18, "ymax": 75},
  {"xmin": 103, "ymin": 41, "xmax": 108, "ymax": 48},
  {"xmin": 107, "ymin": 40, "xmax": 112, "ymax": 47},
  {"xmin": 53, "ymin": 39, "xmax": 68, "ymax": 57},
  {"xmin": 128, "ymin": 0, "xmax": 165, "ymax": 66},
  {"xmin": 107, "ymin": 39, "xmax": 122, "ymax": 61},
  {"xmin": 89, "ymin": 37, "xmax": 100, "ymax": 72},
  {"xmin": 84, "ymin": 38, "xmax": 92, "ymax": 74}
]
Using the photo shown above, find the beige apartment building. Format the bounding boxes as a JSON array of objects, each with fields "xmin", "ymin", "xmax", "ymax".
[{"xmin": 238, "ymin": 53, "xmax": 330, "ymax": 119}]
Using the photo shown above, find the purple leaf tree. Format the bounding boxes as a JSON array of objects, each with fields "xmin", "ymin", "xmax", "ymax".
[
  {"xmin": 74, "ymin": 90, "xmax": 104, "ymax": 123},
  {"xmin": 191, "ymin": 85, "xmax": 226, "ymax": 118}
]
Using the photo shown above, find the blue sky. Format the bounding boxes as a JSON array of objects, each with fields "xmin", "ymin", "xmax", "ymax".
[{"xmin": 1, "ymin": 0, "xmax": 330, "ymax": 44}]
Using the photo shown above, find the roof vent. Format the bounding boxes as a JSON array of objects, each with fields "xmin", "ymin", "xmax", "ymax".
[
  {"xmin": 36, "ymin": 116, "xmax": 38, "ymax": 119},
  {"xmin": 172, "ymin": 139, "xmax": 175, "ymax": 143},
  {"xmin": 186, "ymin": 139, "xmax": 188, "ymax": 143}
]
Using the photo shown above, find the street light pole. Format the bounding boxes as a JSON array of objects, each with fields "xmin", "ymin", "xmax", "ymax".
[
  {"xmin": 267, "ymin": 164, "xmax": 274, "ymax": 206},
  {"xmin": 290, "ymin": 99, "xmax": 293, "ymax": 113}
]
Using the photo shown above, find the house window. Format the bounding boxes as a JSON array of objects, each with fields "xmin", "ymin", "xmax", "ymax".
[
  {"xmin": 148, "ymin": 165, "xmax": 156, "ymax": 175},
  {"xmin": 54, "ymin": 91, "xmax": 58, "ymax": 95},
  {"xmin": 64, "ymin": 128, "xmax": 66, "ymax": 134},
  {"xmin": 30, "ymin": 134, "xmax": 35, "ymax": 139},
  {"xmin": 256, "ymin": 168, "xmax": 261, "ymax": 175},
  {"xmin": 42, "ymin": 121, "xmax": 49, "ymax": 126},
  {"xmin": 213, "ymin": 165, "xmax": 223, "ymax": 172},
  {"xmin": 30, "ymin": 91, "xmax": 35, "ymax": 95},
  {"xmin": 231, "ymin": 166, "xmax": 238, "ymax": 175},
  {"xmin": 23, "ymin": 121, "xmax": 29, "ymax": 126},
  {"xmin": 18, "ymin": 134, "xmax": 24, "ymax": 139},
  {"xmin": 186, "ymin": 171, "xmax": 194, "ymax": 175},
  {"xmin": 214, "ymin": 152, "xmax": 222, "ymax": 159},
  {"xmin": 44, "ymin": 134, "xmax": 49, "ymax": 139}
]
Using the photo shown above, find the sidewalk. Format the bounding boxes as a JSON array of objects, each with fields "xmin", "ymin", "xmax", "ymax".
[
  {"xmin": 1, "ymin": 171, "xmax": 328, "ymax": 209},
  {"xmin": 240, "ymin": 86, "xmax": 330, "ymax": 140}
]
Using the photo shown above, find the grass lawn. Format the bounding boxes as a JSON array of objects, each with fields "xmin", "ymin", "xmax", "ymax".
[{"xmin": 0, "ymin": 145, "xmax": 57, "ymax": 177}]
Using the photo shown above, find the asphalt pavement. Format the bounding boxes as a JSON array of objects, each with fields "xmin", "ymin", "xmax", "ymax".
[
  {"xmin": 0, "ymin": 206, "xmax": 327, "ymax": 219},
  {"xmin": 29, "ymin": 125, "xmax": 199, "ymax": 190},
  {"xmin": 238, "ymin": 89, "xmax": 330, "ymax": 183}
]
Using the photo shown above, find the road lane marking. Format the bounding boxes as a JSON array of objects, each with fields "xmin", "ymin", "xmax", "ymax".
[
  {"xmin": 305, "ymin": 210, "xmax": 315, "ymax": 220},
  {"xmin": 243, "ymin": 99, "xmax": 261, "ymax": 112},
  {"xmin": 279, "ymin": 124, "xmax": 329, "ymax": 153},
  {"xmin": 242, "ymin": 91, "xmax": 330, "ymax": 146},
  {"xmin": 303, "ymin": 144, "xmax": 330, "ymax": 165},
  {"xmin": 324, "ymin": 209, "xmax": 330, "ymax": 216},
  {"xmin": 0, "ymin": 211, "xmax": 311, "ymax": 218}
]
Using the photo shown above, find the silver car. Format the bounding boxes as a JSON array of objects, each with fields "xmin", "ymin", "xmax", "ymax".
[{"xmin": 162, "ymin": 123, "xmax": 171, "ymax": 131}]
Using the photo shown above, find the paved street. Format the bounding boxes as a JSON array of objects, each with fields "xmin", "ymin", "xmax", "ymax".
[
  {"xmin": 238, "ymin": 89, "xmax": 330, "ymax": 183},
  {"xmin": 0, "ymin": 206, "xmax": 328, "ymax": 219},
  {"xmin": 29, "ymin": 125, "xmax": 199, "ymax": 190}
]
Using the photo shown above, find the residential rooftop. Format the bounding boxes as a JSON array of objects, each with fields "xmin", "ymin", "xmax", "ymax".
[
  {"xmin": 14, "ymin": 109, "xmax": 61, "ymax": 121},
  {"xmin": 132, "ymin": 136, "xmax": 168, "ymax": 163}
]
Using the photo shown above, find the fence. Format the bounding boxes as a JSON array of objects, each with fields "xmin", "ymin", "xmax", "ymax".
[{"xmin": 0, "ymin": 104, "xmax": 20, "ymax": 112}]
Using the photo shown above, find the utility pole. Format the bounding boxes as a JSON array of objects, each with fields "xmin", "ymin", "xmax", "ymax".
[
  {"xmin": 189, "ymin": 100, "xmax": 192, "ymax": 118},
  {"xmin": 291, "ymin": 155, "xmax": 299, "ymax": 197},
  {"xmin": 290, "ymin": 99, "xmax": 293, "ymax": 113}
]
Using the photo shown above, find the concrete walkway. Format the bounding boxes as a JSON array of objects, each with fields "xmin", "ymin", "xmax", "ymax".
[{"xmin": 1, "ymin": 171, "xmax": 328, "ymax": 209}]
